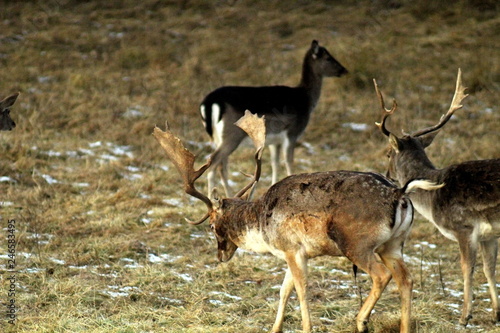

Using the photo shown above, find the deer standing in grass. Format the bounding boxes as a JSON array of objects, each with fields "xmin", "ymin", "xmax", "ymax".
[
  {"xmin": 0, "ymin": 93, "xmax": 19, "ymax": 131},
  {"xmin": 154, "ymin": 111, "xmax": 443, "ymax": 333},
  {"xmin": 374, "ymin": 69, "xmax": 500, "ymax": 326},
  {"xmin": 199, "ymin": 40, "xmax": 348, "ymax": 196}
]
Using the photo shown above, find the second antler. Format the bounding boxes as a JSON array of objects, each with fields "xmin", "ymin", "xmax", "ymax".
[
  {"xmin": 374, "ymin": 69, "xmax": 468, "ymax": 138},
  {"xmin": 411, "ymin": 68, "xmax": 468, "ymax": 137},
  {"xmin": 152, "ymin": 110, "xmax": 266, "ymax": 224}
]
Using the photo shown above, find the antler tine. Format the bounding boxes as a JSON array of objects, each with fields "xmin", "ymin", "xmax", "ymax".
[
  {"xmin": 153, "ymin": 123, "xmax": 214, "ymax": 225},
  {"xmin": 373, "ymin": 79, "xmax": 397, "ymax": 137},
  {"xmin": 412, "ymin": 68, "xmax": 469, "ymax": 137},
  {"xmin": 235, "ymin": 147, "xmax": 263, "ymax": 199},
  {"xmin": 234, "ymin": 110, "xmax": 266, "ymax": 199}
]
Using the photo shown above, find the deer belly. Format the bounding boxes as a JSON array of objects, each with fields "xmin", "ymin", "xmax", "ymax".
[{"xmin": 265, "ymin": 130, "xmax": 287, "ymax": 146}]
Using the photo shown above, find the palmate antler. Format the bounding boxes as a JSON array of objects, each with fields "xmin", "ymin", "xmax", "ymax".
[
  {"xmin": 234, "ymin": 111, "xmax": 265, "ymax": 198},
  {"xmin": 411, "ymin": 68, "xmax": 468, "ymax": 137},
  {"xmin": 153, "ymin": 123, "xmax": 214, "ymax": 224},
  {"xmin": 153, "ymin": 110, "xmax": 266, "ymax": 224}
]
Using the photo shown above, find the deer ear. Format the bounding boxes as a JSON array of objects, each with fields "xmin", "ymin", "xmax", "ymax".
[
  {"xmin": 311, "ymin": 40, "xmax": 320, "ymax": 58},
  {"xmin": 210, "ymin": 188, "xmax": 222, "ymax": 207},
  {"xmin": 417, "ymin": 131, "xmax": 439, "ymax": 148},
  {"xmin": 0, "ymin": 93, "xmax": 19, "ymax": 109},
  {"xmin": 389, "ymin": 133, "xmax": 402, "ymax": 153}
]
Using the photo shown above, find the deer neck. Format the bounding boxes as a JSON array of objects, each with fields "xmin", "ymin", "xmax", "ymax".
[
  {"xmin": 297, "ymin": 58, "xmax": 323, "ymax": 111},
  {"xmin": 220, "ymin": 199, "xmax": 278, "ymax": 255},
  {"xmin": 396, "ymin": 149, "xmax": 439, "ymax": 185},
  {"xmin": 394, "ymin": 150, "xmax": 443, "ymax": 225},
  {"xmin": 220, "ymin": 200, "xmax": 262, "ymax": 242}
]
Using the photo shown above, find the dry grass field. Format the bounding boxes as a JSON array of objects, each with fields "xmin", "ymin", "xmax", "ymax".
[{"xmin": 0, "ymin": 0, "xmax": 499, "ymax": 332}]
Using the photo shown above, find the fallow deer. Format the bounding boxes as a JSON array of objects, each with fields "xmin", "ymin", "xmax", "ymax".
[
  {"xmin": 0, "ymin": 93, "xmax": 19, "ymax": 131},
  {"xmin": 154, "ymin": 111, "xmax": 443, "ymax": 333},
  {"xmin": 199, "ymin": 40, "xmax": 348, "ymax": 196},
  {"xmin": 374, "ymin": 69, "xmax": 500, "ymax": 326}
]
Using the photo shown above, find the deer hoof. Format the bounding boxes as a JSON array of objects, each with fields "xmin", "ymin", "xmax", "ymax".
[
  {"xmin": 459, "ymin": 314, "xmax": 472, "ymax": 326},
  {"xmin": 355, "ymin": 320, "xmax": 369, "ymax": 333}
]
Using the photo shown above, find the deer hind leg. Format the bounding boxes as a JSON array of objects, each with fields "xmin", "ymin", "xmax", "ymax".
[
  {"xmin": 208, "ymin": 155, "xmax": 232, "ymax": 197},
  {"xmin": 217, "ymin": 157, "xmax": 232, "ymax": 197},
  {"xmin": 378, "ymin": 244, "xmax": 413, "ymax": 333},
  {"xmin": 271, "ymin": 268, "xmax": 294, "ymax": 333},
  {"xmin": 457, "ymin": 232, "xmax": 478, "ymax": 326},
  {"xmin": 269, "ymin": 144, "xmax": 280, "ymax": 185},
  {"xmin": 206, "ymin": 130, "xmax": 245, "ymax": 197},
  {"xmin": 480, "ymin": 239, "xmax": 500, "ymax": 322},
  {"xmin": 352, "ymin": 253, "xmax": 392, "ymax": 333}
]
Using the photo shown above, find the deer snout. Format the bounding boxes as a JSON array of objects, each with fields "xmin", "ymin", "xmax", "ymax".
[
  {"xmin": 337, "ymin": 66, "xmax": 348, "ymax": 77},
  {"xmin": 217, "ymin": 240, "xmax": 238, "ymax": 262}
]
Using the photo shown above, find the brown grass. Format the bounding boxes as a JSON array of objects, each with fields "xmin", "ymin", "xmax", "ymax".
[{"xmin": 0, "ymin": 0, "xmax": 499, "ymax": 332}]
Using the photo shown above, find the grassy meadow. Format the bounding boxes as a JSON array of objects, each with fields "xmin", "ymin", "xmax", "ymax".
[{"xmin": 0, "ymin": 0, "xmax": 499, "ymax": 332}]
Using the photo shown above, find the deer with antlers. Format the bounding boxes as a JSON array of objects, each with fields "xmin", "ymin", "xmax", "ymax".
[
  {"xmin": 374, "ymin": 69, "xmax": 500, "ymax": 326},
  {"xmin": 153, "ymin": 111, "xmax": 443, "ymax": 332},
  {"xmin": 0, "ymin": 93, "xmax": 19, "ymax": 131}
]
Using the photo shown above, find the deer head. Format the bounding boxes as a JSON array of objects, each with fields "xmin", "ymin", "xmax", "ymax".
[
  {"xmin": 0, "ymin": 92, "xmax": 19, "ymax": 131},
  {"xmin": 374, "ymin": 69, "xmax": 468, "ymax": 181},
  {"xmin": 308, "ymin": 40, "xmax": 348, "ymax": 78},
  {"xmin": 153, "ymin": 110, "xmax": 265, "ymax": 261}
]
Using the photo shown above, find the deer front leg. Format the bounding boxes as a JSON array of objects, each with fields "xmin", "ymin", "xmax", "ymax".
[
  {"xmin": 457, "ymin": 232, "xmax": 478, "ymax": 326},
  {"xmin": 480, "ymin": 239, "xmax": 500, "ymax": 322},
  {"xmin": 282, "ymin": 136, "xmax": 295, "ymax": 178},
  {"xmin": 271, "ymin": 268, "xmax": 294, "ymax": 333},
  {"xmin": 284, "ymin": 251, "xmax": 311, "ymax": 332}
]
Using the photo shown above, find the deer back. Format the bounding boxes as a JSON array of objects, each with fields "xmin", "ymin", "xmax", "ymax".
[
  {"xmin": 200, "ymin": 40, "xmax": 347, "ymax": 139},
  {"xmin": 201, "ymin": 85, "xmax": 309, "ymax": 138},
  {"xmin": 215, "ymin": 171, "xmax": 413, "ymax": 261}
]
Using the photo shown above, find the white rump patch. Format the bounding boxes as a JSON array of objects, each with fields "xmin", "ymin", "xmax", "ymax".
[
  {"xmin": 200, "ymin": 104, "xmax": 207, "ymax": 122},
  {"xmin": 393, "ymin": 198, "xmax": 413, "ymax": 238},
  {"xmin": 211, "ymin": 103, "xmax": 224, "ymax": 145}
]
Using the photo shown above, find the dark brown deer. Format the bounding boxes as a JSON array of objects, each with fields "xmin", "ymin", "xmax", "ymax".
[
  {"xmin": 374, "ymin": 69, "xmax": 500, "ymax": 327},
  {"xmin": 0, "ymin": 93, "xmax": 19, "ymax": 131},
  {"xmin": 200, "ymin": 40, "xmax": 348, "ymax": 196},
  {"xmin": 154, "ymin": 111, "xmax": 443, "ymax": 333}
]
